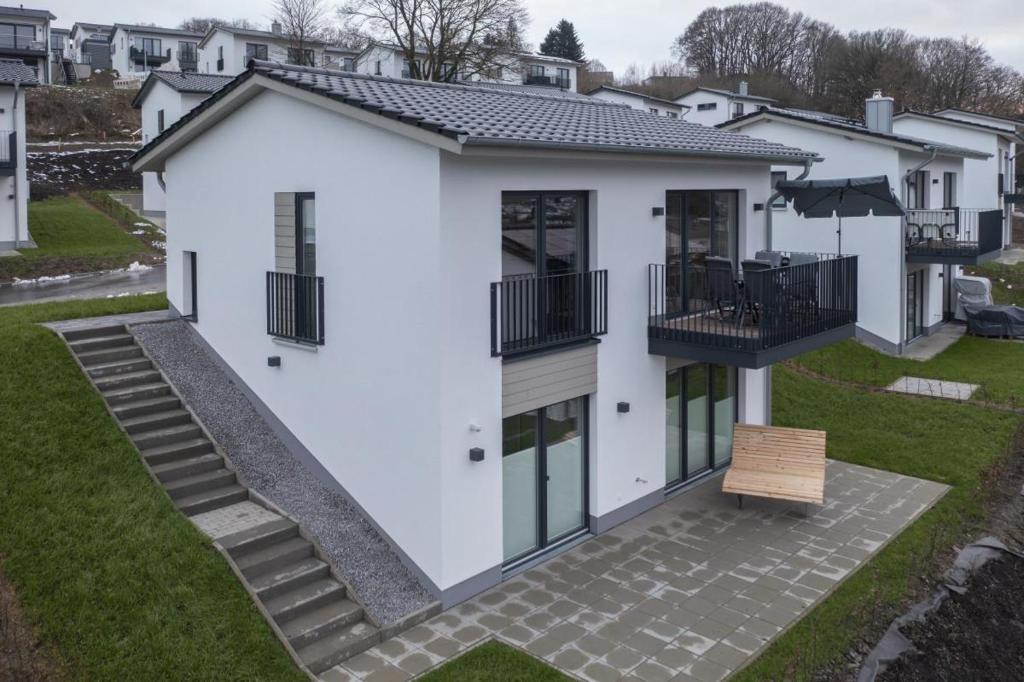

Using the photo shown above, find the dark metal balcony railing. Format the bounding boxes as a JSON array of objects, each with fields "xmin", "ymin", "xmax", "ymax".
[
  {"xmin": 129, "ymin": 46, "xmax": 171, "ymax": 63},
  {"xmin": 648, "ymin": 254, "xmax": 857, "ymax": 367},
  {"xmin": 0, "ymin": 36, "xmax": 45, "ymax": 52},
  {"xmin": 490, "ymin": 269, "xmax": 608, "ymax": 357},
  {"xmin": 266, "ymin": 271, "xmax": 325, "ymax": 345},
  {"xmin": 905, "ymin": 208, "xmax": 1003, "ymax": 263},
  {"xmin": 522, "ymin": 74, "xmax": 571, "ymax": 88}
]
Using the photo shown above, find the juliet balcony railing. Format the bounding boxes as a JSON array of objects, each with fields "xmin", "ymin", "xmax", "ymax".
[
  {"xmin": 648, "ymin": 253, "xmax": 858, "ymax": 368},
  {"xmin": 905, "ymin": 208, "xmax": 1003, "ymax": 264},
  {"xmin": 490, "ymin": 270, "xmax": 608, "ymax": 357},
  {"xmin": 266, "ymin": 271, "xmax": 325, "ymax": 345}
]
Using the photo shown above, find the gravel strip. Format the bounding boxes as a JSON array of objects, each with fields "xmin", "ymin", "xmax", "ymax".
[{"xmin": 131, "ymin": 319, "xmax": 435, "ymax": 625}]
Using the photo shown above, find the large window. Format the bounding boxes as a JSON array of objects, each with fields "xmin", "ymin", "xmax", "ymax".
[
  {"xmin": 771, "ymin": 171, "xmax": 788, "ymax": 209},
  {"xmin": 907, "ymin": 170, "xmax": 929, "ymax": 209},
  {"xmin": 697, "ymin": 102, "xmax": 717, "ymax": 111},
  {"xmin": 732, "ymin": 102, "xmax": 744, "ymax": 118},
  {"xmin": 906, "ymin": 270, "xmax": 924, "ymax": 342},
  {"xmin": 133, "ymin": 37, "xmax": 162, "ymax": 57},
  {"xmin": 0, "ymin": 24, "xmax": 35, "ymax": 50},
  {"xmin": 664, "ymin": 190, "xmax": 738, "ymax": 316},
  {"xmin": 288, "ymin": 47, "xmax": 315, "ymax": 66},
  {"xmin": 666, "ymin": 364, "xmax": 736, "ymax": 488},
  {"xmin": 245, "ymin": 43, "xmax": 268, "ymax": 60}
]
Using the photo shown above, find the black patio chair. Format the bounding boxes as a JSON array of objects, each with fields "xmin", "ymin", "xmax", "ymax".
[
  {"xmin": 705, "ymin": 257, "xmax": 741, "ymax": 320},
  {"xmin": 740, "ymin": 259, "xmax": 774, "ymax": 323}
]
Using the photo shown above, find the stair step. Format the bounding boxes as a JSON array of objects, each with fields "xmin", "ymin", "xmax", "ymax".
[
  {"xmin": 95, "ymin": 369, "xmax": 162, "ymax": 391},
  {"xmin": 220, "ymin": 518, "xmax": 299, "ymax": 559},
  {"xmin": 264, "ymin": 578, "xmax": 345, "ymax": 624},
  {"xmin": 87, "ymin": 357, "xmax": 153, "ymax": 378},
  {"xmin": 75, "ymin": 345, "xmax": 143, "ymax": 366},
  {"xmin": 165, "ymin": 468, "xmax": 237, "ymax": 500},
  {"xmin": 142, "ymin": 438, "xmax": 213, "ymax": 466},
  {"xmin": 175, "ymin": 484, "xmax": 247, "ymax": 516},
  {"xmin": 250, "ymin": 557, "xmax": 329, "ymax": 602},
  {"xmin": 103, "ymin": 382, "xmax": 171, "ymax": 405},
  {"xmin": 236, "ymin": 537, "xmax": 313, "ymax": 579},
  {"xmin": 120, "ymin": 409, "xmax": 191, "ymax": 434},
  {"xmin": 297, "ymin": 621, "xmax": 380, "ymax": 675},
  {"xmin": 281, "ymin": 598, "xmax": 363, "ymax": 650},
  {"xmin": 150, "ymin": 452, "xmax": 224, "ymax": 483},
  {"xmin": 62, "ymin": 324, "xmax": 127, "ymax": 341},
  {"xmin": 131, "ymin": 423, "xmax": 202, "ymax": 449},
  {"xmin": 113, "ymin": 395, "xmax": 181, "ymax": 420},
  {"xmin": 70, "ymin": 333, "xmax": 135, "ymax": 353}
]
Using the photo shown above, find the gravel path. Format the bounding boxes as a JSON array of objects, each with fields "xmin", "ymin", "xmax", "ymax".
[{"xmin": 132, "ymin": 319, "xmax": 435, "ymax": 625}]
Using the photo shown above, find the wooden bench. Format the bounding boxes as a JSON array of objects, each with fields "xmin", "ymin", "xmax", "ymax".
[{"xmin": 722, "ymin": 424, "xmax": 827, "ymax": 510}]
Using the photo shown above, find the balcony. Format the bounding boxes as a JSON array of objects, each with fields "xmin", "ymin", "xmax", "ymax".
[
  {"xmin": 0, "ymin": 36, "xmax": 46, "ymax": 56},
  {"xmin": 129, "ymin": 46, "xmax": 171, "ymax": 64},
  {"xmin": 0, "ymin": 131, "xmax": 16, "ymax": 175},
  {"xmin": 648, "ymin": 254, "xmax": 858, "ymax": 369},
  {"xmin": 905, "ymin": 208, "xmax": 1003, "ymax": 265},
  {"xmin": 178, "ymin": 52, "xmax": 197, "ymax": 72},
  {"xmin": 266, "ymin": 271, "xmax": 325, "ymax": 345},
  {"xmin": 490, "ymin": 270, "xmax": 608, "ymax": 357},
  {"xmin": 522, "ymin": 74, "xmax": 571, "ymax": 89}
]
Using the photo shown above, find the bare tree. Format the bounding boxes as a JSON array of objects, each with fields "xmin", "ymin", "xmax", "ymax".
[
  {"xmin": 339, "ymin": 0, "xmax": 530, "ymax": 82},
  {"xmin": 274, "ymin": 0, "xmax": 329, "ymax": 65},
  {"xmin": 178, "ymin": 17, "xmax": 256, "ymax": 34}
]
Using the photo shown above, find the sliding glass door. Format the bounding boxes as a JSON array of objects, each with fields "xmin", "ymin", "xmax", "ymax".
[
  {"xmin": 666, "ymin": 364, "xmax": 737, "ymax": 488},
  {"xmin": 664, "ymin": 191, "xmax": 738, "ymax": 316},
  {"xmin": 502, "ymin": 396, "xmax": 588, "ymax": 565},
  {"xmin": 906, "ymin": 271, "xmax": 924, "ymax": 342}
]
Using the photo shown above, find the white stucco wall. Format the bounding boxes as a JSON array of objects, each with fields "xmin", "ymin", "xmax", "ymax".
[
  {"xmin": 141, "ymin": 84, "xmax": 207, "ymax": 214},
  {"xmin": 110, "ymin": 27, "xmax": 200, "ymax": 75},
  {"xmin": 0, "ymin": 85, "xmax": 28, "ymax": 247},
  {"xmin": 200, "ymin": 30, "xmax": 328, "ymax": 76},
  {"xmin": 588, "ymin": 89, "xmax": 681, "ymax": 117},
  {"xmin": 676, "ymin": 92, "xmax": 730, "ymax": 127}
]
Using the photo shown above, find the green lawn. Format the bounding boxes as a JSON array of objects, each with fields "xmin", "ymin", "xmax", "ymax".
[
  {"xmin": 421, "ymin": 640, "xmax": 570, "ymax": 681},
  {"xmin": 966, "ymin": 261, "xmax": 1024, "ymax": 306},
  {"xmin": 732, "ymin": 366, "xmax": 1020, "ymax": 681},
  {"xmin": 0, "ymin": 196, "xmax": 159, "ymax": 282},
  {"xmin": 0, "ymin": 295, "xmax": 305, "ymax": 681}
]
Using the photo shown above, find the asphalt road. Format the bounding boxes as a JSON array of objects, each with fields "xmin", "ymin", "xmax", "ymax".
[{"xmin": 0, "ymin": 264, "xmax": 166, "ymax": 307}]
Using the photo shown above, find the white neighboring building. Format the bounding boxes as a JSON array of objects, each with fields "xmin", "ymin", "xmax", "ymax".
[
  {"xmin": 131, "ymin": 71, "xmax": 234, "ymax": 216},
  {"xmin": 721, "ymin": 93, "xmax": 995, "ymax": 355},
  {"xmin": 109, "ymin": 24, "xmax": 203, "ymax": 77},
  {"xmin": 68, "ymin": 22, "xmax": 111, "ymax": 69},
  {"xmin": 197, "ymin": 23, "xmax": 349, "ymax": 77},
  {"xmin": 131, "ymin": 62, "xmax": 859, "ymax": 606},
  {"xmin": 676, "ymin": 82, "xmax": 777, "ymax": 127},
  {"xmin": 586, "ymin": 85, "xmax": 687, "ymax": 118},
  {"xmin": 0, "ymin": 60, "xmax": 37, "ymax": 251},
  {"xmin": 0, "ymin": 5, "xmax": 54, "ymax": 85}
]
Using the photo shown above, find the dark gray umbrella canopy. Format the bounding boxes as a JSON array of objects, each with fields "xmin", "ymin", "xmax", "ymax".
[{"xmin": 776, "ymin": 176, "xmax": 905, "ymax": 218}]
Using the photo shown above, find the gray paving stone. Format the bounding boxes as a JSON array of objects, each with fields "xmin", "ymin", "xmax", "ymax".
[
  {"xmin": 632, "ymin": 659, "xmax": 677, "ymax": 682},
  {"xmin": 577, "ymin": 633, "xmax": 616, "ymax": 657},
  {"xmin": 687, "ymin": 656, "xmax": 731, "ymax": 682},
  {"xmin": 604, "ymin": 645, "xmax": 645, "ymax": 672},
  {"xmin": 581, "ymin": 661, "xmax": 623, "ymax": 682},
  {"xmin": 552, "ymin": 646, "xmax": 591, "ymax": 671}
]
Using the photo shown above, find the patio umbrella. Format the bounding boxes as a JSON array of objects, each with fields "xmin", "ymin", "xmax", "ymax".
[{"xmin": 775, "ymin": 176, "xmax": 905, "ymax": 253}]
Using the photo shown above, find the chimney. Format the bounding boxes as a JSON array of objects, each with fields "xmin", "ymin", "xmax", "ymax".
[
  {"xmin": 271, "ymin": 21, "xmax": 282, "ymax": 36},
  {"xmin": 865, "ymin": 89, "xmax": 894, "ymax": 134},
  {"xmin": 738, "ymin": 80, "xmax": 748, "ymax": 97}
]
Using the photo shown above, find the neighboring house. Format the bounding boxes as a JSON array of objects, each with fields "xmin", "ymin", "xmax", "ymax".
[
  {"xmin": 323, "ymin": 44, "xmax": 358, "ymax": 72},
  {"xmin": 68, "ymin": 21, "xmax": 111, "ymax": 70},
  {"xmin": 721, "ymin": 92, "xmax": 995, "ymax": 355},
  {"xmin": 586, "ymin": 85, "xmax": 688, "ymax": 118},
  {"xmin": 895, "ymin": 108, "xmax": 1021, "ymax": 246},
  {"xmin": 357, "ymin": 43, "xmax": 580, "ymax": 92},
  {"xmin": 0, "ymin": 59, "xmax": 37, "ymax": 251},
  {"xmin": 48, "ymin": 25, "xmax": 66, "ymax": 81},
  {"xmin": 131, "ymin": 70, "xmax": 234, "ymax": 216},
  {"xmin": 108, "ymin": 24, "xmax": 203, "ymax": 77},
  {"xmin": 131, "ymin": 61, "xmax": 860, "ymax": 607},
  {"xmin": 676, "ymin": 82, "xmax": 777, "ymax": 127},
  {"xmin": 0, "ymin": 5, "xmax": 55, "ymax": 85},
  {"xmin": 197, "ymin": 23, "xmax": 332, "ymax": 77}
]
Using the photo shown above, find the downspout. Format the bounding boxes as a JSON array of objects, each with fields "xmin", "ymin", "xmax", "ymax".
[
  {"xmin": 765, "ymin": 158, "xmax": 812, "ymax": 251},
  {"xmin": 156, "ymin": 171, "xmax": 166, "ymax": 191},
  {"xmin": 899, "ymin": 145, "xmax": 938, "ymax": 353},
  {"xmin": 11, "ymin": 78, "xmax": 20, "ymax": 249}
]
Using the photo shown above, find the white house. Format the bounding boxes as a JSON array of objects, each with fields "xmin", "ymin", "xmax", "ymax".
[
  {"xmin": 586, "ymin": 85, "xmax": 688, "ymax": 118},
  {"xmin": 109, "ymin": 24, "xmax": 203, "ymax": 77},
  {"xmin": 0, "ymin": 59, "xmax": 37, "ymax": 251},
  {"xmin": 68, "ymin": 21, "xmax": 111, "ymax": 70},
  {"xmin": 357, "ymin": 43, "xmax": 580, "ymax": 92},
  {"xmin": 721, "ymin": 93, "xmax": 995, "ymax": 355},
  {"xmin": 676, "ymin": 82, "xmax": 777, "ymax": 127},
  {"xmin": 895, "ymin": 108, "xmax": 1020, "ymax": 246},
  {"xmin": 131, "ymin": 62, "xmax": 860, "ymax": 607},
  {"xmin": 197, "ymin": 23, "xmax": 337, "ymax": 77},
  {"xmin": 0, "ymin": 5, "xmax": 55, "ymax": 85},
  {"xmin": 131, "ymin": 71, "xmax": 234, "ymax": 216}
]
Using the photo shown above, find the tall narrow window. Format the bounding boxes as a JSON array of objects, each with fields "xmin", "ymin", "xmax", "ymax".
[
  {"xmin": 943, "ymin": 172, "xmax": 957, "ymax": 209},
  {"xmin": 732, "ymin": 102, "xmax": 744, "ymax": 118},
  {"xmin": 157, "ymin": 109, "xmax": 164, "ymax": 133},
  {"xmin": 771, "ymin": 171, "xmax": 788, "ymax": 209},
  {"xmin": 184, "ymin": 251, "xmax": 198, "ymax": 321},
  {"xmin": 295, "ymin": 193, "xmax": 316, "ymax": 275}
]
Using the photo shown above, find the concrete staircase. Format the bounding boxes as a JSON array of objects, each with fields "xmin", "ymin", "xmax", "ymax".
[{"xmin": 64, "ymin": 324, "xmax": 382, "ymax": 676}]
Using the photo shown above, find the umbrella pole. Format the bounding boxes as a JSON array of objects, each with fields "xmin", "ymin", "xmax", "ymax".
[{"xmin": 837, "ymin": 188, "xmax": 845, "ymax": 254}]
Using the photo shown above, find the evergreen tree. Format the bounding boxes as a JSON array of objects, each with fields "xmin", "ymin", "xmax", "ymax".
[{"xmin": 539, "ymin": 19, "xmax": 585, "ymax": 62}]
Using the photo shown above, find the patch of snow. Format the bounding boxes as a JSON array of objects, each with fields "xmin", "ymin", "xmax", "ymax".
[
  {"xmin": 12, "ymin": 274, "xmax": 72, "ymax": 285},
  {"xmin": 126, "ymin": 261, "xmax": 152, "ymax": 272},
  {"xmin": 151, "ymin": 240, "xmax": 166, "ymax": 251},
  {"xmin": 131, "ymin": 229, "xmax": 145, "ymax": 235},
  {"xmin": 133, "ymin": 222, "xmax": 150, "ymax": 227}
]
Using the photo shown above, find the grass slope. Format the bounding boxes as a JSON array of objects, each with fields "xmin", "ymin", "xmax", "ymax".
[
  {"xmin": 732, "ymin": 366, "xmax": 1019, "ymax": 681},
  {"xmin": 0, "ymin": 295, "xmax": 305, "ymax": 680},
  {"xmin": 421, "ymin": 640, "xmax": 570, "ymax": 681},
  {"xmin": 966, "ymin": 261, "xmax": 1024, "ymax": 307}
]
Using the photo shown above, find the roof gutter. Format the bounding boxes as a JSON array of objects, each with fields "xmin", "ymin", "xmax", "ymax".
[{"xmin": 766, "ymin": 158, "xmax": 813, "ymax": 251}]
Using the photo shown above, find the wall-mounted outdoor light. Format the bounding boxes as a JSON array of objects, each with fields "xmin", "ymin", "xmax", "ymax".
[
  {"xmin": 469, "ymin": 447, "xmax": 485, "ymax": 462},
  {"xmin": 267, "ymin": 356, "xmax": 281, "ymax": 367},
  {"xmin": 652, "ymin": 206, "xmax": 665, "ymax": 216},
  {"xmin": 753, "ymin": 203, "xmax": 765, "ymax": 211},
  {"xmin": 617, "ymin": 401, "xmax": 630, "ymax": 413}
]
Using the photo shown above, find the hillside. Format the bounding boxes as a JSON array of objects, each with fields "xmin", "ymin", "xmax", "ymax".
[{"xmin": 25, "ymin": 85, "xmax": 140, "ymax": 142}]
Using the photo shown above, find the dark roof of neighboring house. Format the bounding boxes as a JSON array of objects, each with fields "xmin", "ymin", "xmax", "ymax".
[
  {"xmin": 933, "ymin": 107, "xmax": 1024, "ymax": 127},
  {"xmin": 0, "ymin": 5, "xmax": 55, "ymax": 20},
  {"xmin": 585, "ymin": 85, "xmax": 688, "ymax": 110},
  {"xmin": 198, "ymin": 25, "xmax": 327, "ymax": 49},
  {"xmin": 111, "ymin": 24, "xmax": 204, "ymax": 39},
  {"xmin": 895, "ymin": 109, "xmax": 1022, "ymax": 140},
  {"xmin": 51, "ymin": 27, "xmax": 69, "ymax": 34},
  {"xmin": 462, "ymin": 80, "xmax": 597, "ymax": 101},
  {"xmin": 677, "ymin": 86, "xmax": 777, "ymax": 104},
  {"xmin": 131, "ymin": 70, "xmax": 234, "ymax": 108},
  {"xmin": 720, "ymin": 108, "xmax": 991, "ymax": 159},
  {"xmin": 134, "ymin": 61, "xmax": 819, "ymax": 168},
  {"xmin": 0, "ymin": 58, "xmax": 39, "ymax": 85},
  {"xmin": 70, "ymin": 22, "xmax": 112, "ymax": 38}
]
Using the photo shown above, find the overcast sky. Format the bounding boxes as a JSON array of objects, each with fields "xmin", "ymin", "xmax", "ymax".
[{"xmin": 51, "ymin": 0, "xmax": 1024, "ymax": 74}]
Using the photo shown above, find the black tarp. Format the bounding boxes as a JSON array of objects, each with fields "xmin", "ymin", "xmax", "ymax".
[{"xmin": 964, "ymin": 304, "xmax": 1024, "ymax": 338}]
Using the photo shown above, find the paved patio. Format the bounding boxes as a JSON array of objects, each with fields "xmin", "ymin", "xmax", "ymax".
[
  {"xmin": 321, "ymin": 461, "xmax": 947, "ymax": 682},
  {"xmin": 886, "ymin": 376, "xmax": 979, "ymax": 401}
]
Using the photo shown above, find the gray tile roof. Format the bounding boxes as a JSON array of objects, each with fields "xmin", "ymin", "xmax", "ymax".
[
  {"xmin": 131, "ymin": 71, "xmax": 234, "ymax": 108},
  {"xmin": 0, "ymin": 58, "xmax": 39, "ymax": 85},
  {"xmin": 457, "ymin": 80, "xmax": 598, "ymax": 102},
  {"xmin": 679, "ymin": 86, "xmax": 777, "ymax": 104},
  {"xmin": 895, "ymin": 109, "xmax": 1022, "ymax": 140},
  {"xmin": 112, "ymin": 24, "xmax": 204, "ymax": 39},
  {"xmin": 0, "ymin": 5, "xmax": 56, "ymax": 20},
  {"xmin": 586, "ymin": 85, "xmax": 687, "ymax": 110},
  {"xmin": 243, "ymin": 61, "xmax": 819, "ymax": 162}
]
